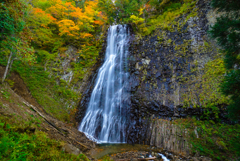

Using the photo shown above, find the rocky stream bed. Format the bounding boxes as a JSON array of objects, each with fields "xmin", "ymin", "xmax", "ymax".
[{"xmin": 89, "ymin": 144, "xmax": 212, "ymax": 161}]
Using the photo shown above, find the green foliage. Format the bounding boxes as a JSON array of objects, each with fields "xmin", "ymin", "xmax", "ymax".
[
  {"xmin": 5, "ymin": 58, "xmax": 79, "ymax": 122},
  {"xmin": 35, "ymin": 49, "xmax": 56, "ymax": 63},
  {"xmin": 0, "ymin": 0, "xmax": 35, "ymax": 71},
  {"xmin": 144, "ymin": 0, "xmax": 197, "ymax": 35},
  {"xmin": 209, "ymin": 16, "xmax": 240, "ymax": 69},
  {"xmin": 175, "ymin": 118, "xmax": 240, "ymax": 160},
  {"xmin": 221, "ymin": 70, "xmax": 240, "ymax": 120},
  {"xmin": 0, "ymin": 89, "xmax": 10, "ymax": 99},
  {"xmin": 149, "ymin": 0, "xmax": 176, "ymax": 12},
  {"xmin": 0, "ymin": 116, "xmax": 89, "ymax": 161},
  {"xmin": 98, "ymin": 0, "xmax": 115, "ymax": 24},
  {"xmin": 211, "ymin": 0, "xmax": 240, "ymax": 12},
  {"xmin": 109, "ymin": 0, "xmax": 198, "ymax": 35},
  {"xmin": 0, "ymin": 4, "xmax": 17, "ymax": 41},
  {"xmin": 72, "ymin": 44, "xmax": 101, "ymax": 82},
  {"xmin": 201, "ymin": 106, "xmax": 220, "ymax": 121},
  {"xmin": 0, "ymin": 1, "xmax": 26, "ymax": 42},
  {"xmin": 114, "ymin": 0, "xmax": 140, "ymax": 23},
  {"xmin": 32, "ymin": 0, "xmax": 52, "ymax": 11},
  {"xmin": 129, "ymin": 15, "xmax": 144, "ymax": 25},
  {"xmin": 209, "ymin": 0, "xmax": 240, "ymax": 121},
  {"xmin": 163, "ymin": 2, "xmax": 182, "ymax": 12}
]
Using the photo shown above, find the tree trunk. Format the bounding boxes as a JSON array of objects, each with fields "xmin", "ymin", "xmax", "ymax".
[{"xmin": 2, "ymin": 51, "xmax": 13, "ymax": 83}]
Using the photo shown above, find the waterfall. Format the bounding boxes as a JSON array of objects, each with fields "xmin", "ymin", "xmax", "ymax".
[{"xmin": 79, "ymin": 25, "xmax": 130, "ymax": 143}]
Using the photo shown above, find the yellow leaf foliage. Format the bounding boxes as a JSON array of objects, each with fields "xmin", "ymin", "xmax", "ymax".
[
  {"xmin": 57, "ymin": 20, "xmax": 79, "ymax": 37},
  {"xmin": 30, "ymin": 0, "xmax": 108, "ymax": 43}
]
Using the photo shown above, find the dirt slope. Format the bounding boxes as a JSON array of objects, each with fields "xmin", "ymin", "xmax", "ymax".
[{"xmin": 0, "ymin": 66, "xmax": 96, "ymax": 159}]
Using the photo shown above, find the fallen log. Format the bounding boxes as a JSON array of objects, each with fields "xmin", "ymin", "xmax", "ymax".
[{"xmin": 23, "ymin": 101, "xmax": 90, "ymax": 150}]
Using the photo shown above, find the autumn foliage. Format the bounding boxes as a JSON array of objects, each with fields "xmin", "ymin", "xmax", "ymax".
[{"xmin": 29, "ymin": 0, "xmax": 107, "ymax": 49}]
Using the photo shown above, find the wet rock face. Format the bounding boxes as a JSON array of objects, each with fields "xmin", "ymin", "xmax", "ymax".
[{"xmin": 126, "ymin": 1, "xmax": 229, "ymax": 144}]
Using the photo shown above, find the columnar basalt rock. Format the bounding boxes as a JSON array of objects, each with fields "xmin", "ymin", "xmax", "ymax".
[
  {"xmin": 148, "ymin": 119, "xmax": 191, "ymax": 156},
  {"xmin": 126, "ymin": 0, "xmax": 230, "ymax": 145}
]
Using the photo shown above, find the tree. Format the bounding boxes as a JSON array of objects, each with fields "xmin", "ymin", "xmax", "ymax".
[
  {"xmin": 29, "ymin": 0, "xmax": 100, "ymax": 47},
  {"xmin": 114, "ymin": 0, "xmax": 140, "ymax": 23},
  {"xmin": 28, "ymin": 7, "xmax": 58, "ymax": 49},
  {"xmin": 98, "ymin": 0, "xmax": 115, "ymax": 23},
  {"xmin": 149, "ymin": 0, "xmax": 172, "ymax": 12},
  {"xmin": 209, "ymin": 0, "xmax": 240, "ymax": 120},
  {"xmin": 0, "ymin": 0, "xmax": 35, "ymax": 83}
]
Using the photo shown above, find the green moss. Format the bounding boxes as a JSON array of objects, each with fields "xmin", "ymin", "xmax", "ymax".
[{"xmin": 182, "ymin": 55, "xmax": 229, "ymax": 110}]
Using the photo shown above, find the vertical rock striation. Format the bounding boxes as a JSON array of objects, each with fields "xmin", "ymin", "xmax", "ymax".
[
  {"xmin": 147, "ymin": 119, "xmax": 190, "ymax": 156},
  {"xmin": 126, "ymin": 0, "xmax": 230, "ymax": 146}
]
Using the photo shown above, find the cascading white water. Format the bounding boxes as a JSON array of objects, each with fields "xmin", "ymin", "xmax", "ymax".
[{"xmin": 79, "ymin": 25, "xmax": 130, "ymax": 143}]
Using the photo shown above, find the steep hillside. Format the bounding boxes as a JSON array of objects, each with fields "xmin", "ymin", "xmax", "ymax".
[{"xmin": 0, "ymin": 69, "xmax": 95, "ymax": 160}]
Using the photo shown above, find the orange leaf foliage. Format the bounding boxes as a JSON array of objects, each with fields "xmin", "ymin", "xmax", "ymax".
[
  {"xmin": 94, "ymin": 20, "xmax": 104, "ymax": 25},
  {"xmin": 81, "ymin": 33, "xmax": 93, "ymax": 38}
]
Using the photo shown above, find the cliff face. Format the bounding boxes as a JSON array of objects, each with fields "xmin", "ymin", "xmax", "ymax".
[
  {"xmin": 129, "ymin": 0, "xmax": 211, "ymax": 117},
  {"xmin": 126, "ymin": 0, "xmax": 229, "ymax": 144}
]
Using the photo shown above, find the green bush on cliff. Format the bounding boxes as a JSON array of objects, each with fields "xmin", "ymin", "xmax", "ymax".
[
  {"xmin": 175, "ymin": 118, "xmax": 240, "ymax": 160},
  {"xmin": 145, "ymin": 0, "xmax": 197, "ymax": 34},
  {"xmin": 209, "ymin": 0, "xmax": 240, "ymax": 121},
  {"xmin": 111, "ymin": 0, "xmax": 197, "ymax": 35}
]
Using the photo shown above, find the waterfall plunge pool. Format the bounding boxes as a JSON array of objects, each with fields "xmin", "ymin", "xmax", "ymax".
[{"xmin": 89, "ymin": 144, "xmax": 170, "ymax": 161}]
